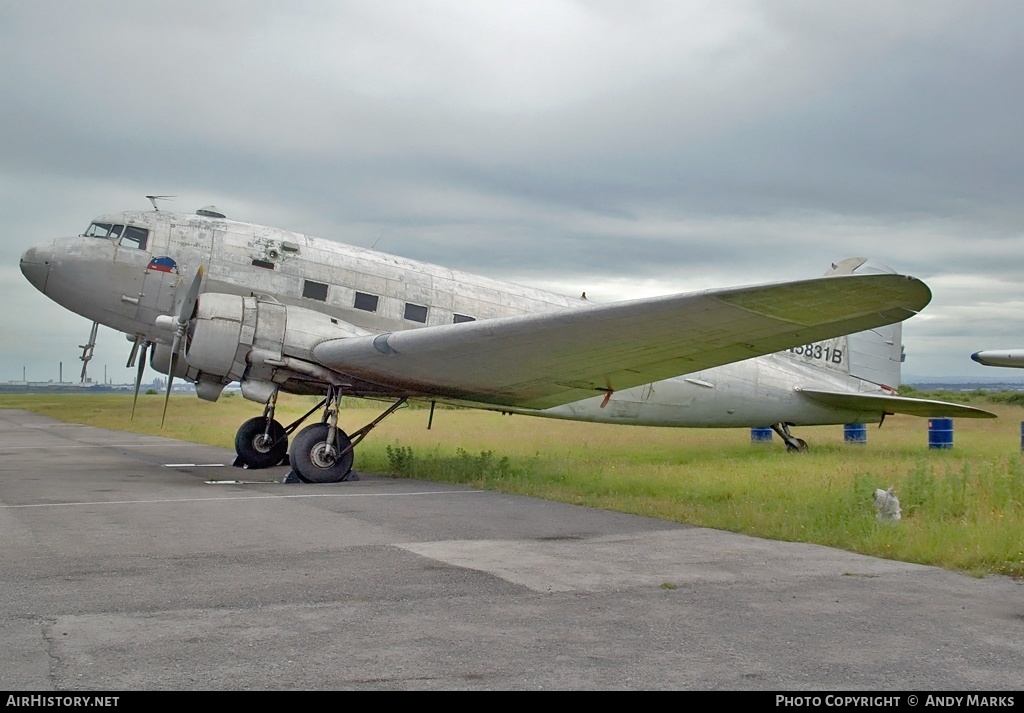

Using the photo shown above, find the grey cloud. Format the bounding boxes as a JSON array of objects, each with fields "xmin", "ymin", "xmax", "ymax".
[{"xmin": 2, "ymin": 1, "xmax": 1023, "ymax": 381}]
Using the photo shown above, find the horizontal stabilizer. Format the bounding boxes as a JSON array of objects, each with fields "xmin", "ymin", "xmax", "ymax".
[{"xmin": 796, "ymin": 388, "xmax": 996, "ymax": 419}]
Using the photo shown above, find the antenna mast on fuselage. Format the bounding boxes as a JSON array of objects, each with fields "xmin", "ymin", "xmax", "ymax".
[{"xmin": 146, "ymin": 195, "xmax": 176, "ymax": 211}]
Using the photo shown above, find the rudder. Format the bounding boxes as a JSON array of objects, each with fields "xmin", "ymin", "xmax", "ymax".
[{"xmin": 822, "ymin": 258, "xmax": 904, "ymax": 389}]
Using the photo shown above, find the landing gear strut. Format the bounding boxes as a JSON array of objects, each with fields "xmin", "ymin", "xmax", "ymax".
[
  {"xmin": 771, "ymin": 423, "xmax": 808, "ymax": 452},
  {"xmin": 232, "ymin": 385, "xmax": 408, "ymax": 482}
]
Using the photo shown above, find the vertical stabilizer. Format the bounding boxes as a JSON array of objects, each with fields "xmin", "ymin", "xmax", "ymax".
[{"xmin": 823, "ymin": 258, "xmax": 904, "ymax": 389}]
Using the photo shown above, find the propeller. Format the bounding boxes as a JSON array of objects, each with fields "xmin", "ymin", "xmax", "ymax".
[
  {"xmin": 129, "ymin": 338, "xmax": 150, "ymax": 421},
  {"xmin": 126, "ymin": 337, "xmax": 140, "ymax": 369},
  {"xmin": 161, "ymin": 266, "xmax": 204, "ymax": 427}
]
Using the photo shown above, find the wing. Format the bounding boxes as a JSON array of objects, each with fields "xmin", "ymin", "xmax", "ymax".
[
  {"xmin": 795, "ymin": 389, "xmax": 996, "ymax": 419},
  {"xmin": 312, "ymin": 273, "xmax": 931, "ymax": 409}
]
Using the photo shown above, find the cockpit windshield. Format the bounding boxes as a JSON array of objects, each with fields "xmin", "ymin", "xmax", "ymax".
[{"xmin": 84, "ymin": 222, "xmax": 149, "ymax": 250}]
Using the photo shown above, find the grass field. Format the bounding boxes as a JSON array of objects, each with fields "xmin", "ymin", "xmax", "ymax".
[{"xmin": 3, "ymin": 392, "xmax": 1023, "ymax": 579}]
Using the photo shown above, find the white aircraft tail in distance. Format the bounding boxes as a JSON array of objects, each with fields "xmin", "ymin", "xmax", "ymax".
[{"xmin": 19, "ymin": 205, "xmax": 995, "ymax": 482}]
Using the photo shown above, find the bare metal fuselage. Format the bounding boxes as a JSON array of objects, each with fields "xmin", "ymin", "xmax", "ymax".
[{"xmin": 21, "ymin": 209, "xmax": 888, "ymax": 428}]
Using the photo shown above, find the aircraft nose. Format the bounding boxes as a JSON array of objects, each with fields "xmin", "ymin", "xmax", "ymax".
[{"xmin": 20, "ymin": 241, "xmax": 53, "ymax": 293}]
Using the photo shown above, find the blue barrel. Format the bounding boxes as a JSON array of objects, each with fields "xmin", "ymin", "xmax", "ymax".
[
  {"xmin": 751, "ymin": 427, "xmax": 773, "ymax": 443},
  {"xmin": 928, "ymin": 418, "xmax": 954, "ymax": 449},
  {"xmin": 844, "ymin": 423, "xmax": 867, "ymax": 444}
]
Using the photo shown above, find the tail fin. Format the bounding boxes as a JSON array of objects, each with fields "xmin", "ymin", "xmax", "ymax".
[
  {"xmin": 821, "ymin": 258, "xmax": 904, "ymax": 389},
  {"xmin": 795, "ymin": 257, "xmax": 996, "ymax": 419}
]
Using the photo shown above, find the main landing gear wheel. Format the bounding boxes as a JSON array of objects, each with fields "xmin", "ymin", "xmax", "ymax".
[
  {"xmin": 289, "ymin": 423, "xmax": 355, "ymax": 483},
  {"xmin": 234, "ymin": 417, "xmax": 288, "ymax": 469}
]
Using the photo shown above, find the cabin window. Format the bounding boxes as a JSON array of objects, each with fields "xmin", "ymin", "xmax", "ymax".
[
  {"xmin": 302, "ymin": 280, "xmax": 328, "ymax": 301},
  {"xmin": 354, "ymin": 292, "xmax": 378, "ymax": 312},
  {"xmin": 404, "ymin": 303, "xmax": 428, "ymax": 323},
  {"xmin": 453, "ymin": 313, "xmax": 476, "ymax": 324},
  {"xmin": 252, "ymin": 259, "xmax": 275, "ymax": 270},
  {"xmin": 119, "ymin": 226, "xmax": 148, "ymax": 250}
]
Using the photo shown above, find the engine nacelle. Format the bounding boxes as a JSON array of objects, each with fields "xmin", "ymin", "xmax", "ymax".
[
  {"xmin": 185, "ymin": 293, "xmax": 247, "ymax": 379},
  {"xmin": 150, "ymin": 342, "xmax": 198, "ymax": 380},
  {"xmin": 182, "ymin": 293, "xmax": 371, "ymax": 399}
]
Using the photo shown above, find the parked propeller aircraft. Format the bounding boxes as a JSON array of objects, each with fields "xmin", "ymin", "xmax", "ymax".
[
  {"xmin": 972, "ymin": 350, "xmax": 1024, "ymax": 369},
  {"xmin": 19, "ymin": 203, "xmax": 994, "ymax": 482}
]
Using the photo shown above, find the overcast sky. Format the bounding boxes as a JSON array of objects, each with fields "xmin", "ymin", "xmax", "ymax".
[{"xmin": 2, "ymin": 0, "xmax": 1022, "ymax": 385}]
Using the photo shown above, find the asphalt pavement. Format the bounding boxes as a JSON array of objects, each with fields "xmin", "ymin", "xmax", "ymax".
[{"xmin": 1, "ymin": 409, "xmax": 1021, "ymax": 691}]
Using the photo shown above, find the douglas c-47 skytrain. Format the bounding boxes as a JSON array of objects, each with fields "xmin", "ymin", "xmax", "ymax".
[{"xmin": 19, "ymin": 201, "xmax": 994, "ymax": 483}]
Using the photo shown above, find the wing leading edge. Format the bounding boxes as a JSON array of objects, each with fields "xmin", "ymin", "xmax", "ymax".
[{"xmin": 312, "ymin": 272, "xmax": 931, "ymax": 409}]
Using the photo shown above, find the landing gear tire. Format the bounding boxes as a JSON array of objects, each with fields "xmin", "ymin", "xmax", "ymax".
[
  {"xmin": 234, "ymin": 417, "xmax": 288, "ymax": 469},
  {"xmin": 785, "ymin": 437, "xmax": 808, "ymax": 453},
  {"xmin": 289, "ymin": 423, "xmax": 355, "ymax": 483},
  {"xmin": 772, "ymin": 423, "xmax": 809, "ymax": 453}
]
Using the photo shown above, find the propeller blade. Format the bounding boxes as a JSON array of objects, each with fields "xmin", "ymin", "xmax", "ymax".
[
  {"xmin": 161, "ymin": 267, "xmax": 203, "ymax": 428},
  {"xmin": 130, "ymin": 341, "xmax": 148, "ymax": 421},
  {"xmin": 161, "ymin": 334, "xmax": 180, "ymax": 428},
  {"xmin": 179, "ymin": 265, "xmax": 204, "ymax": 322},
  {"xmin": 126, "ymin": 338, "xmax": 140, "ymax": 368}
]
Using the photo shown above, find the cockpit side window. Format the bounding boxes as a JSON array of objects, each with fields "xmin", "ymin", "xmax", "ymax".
[
  {"xmin": 84, "ymin": 222, "xmax": 114, "ymax": 238},
  {"xmin": 119, "ymin": 226, "xmax": 149, "ymax": 251}
]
